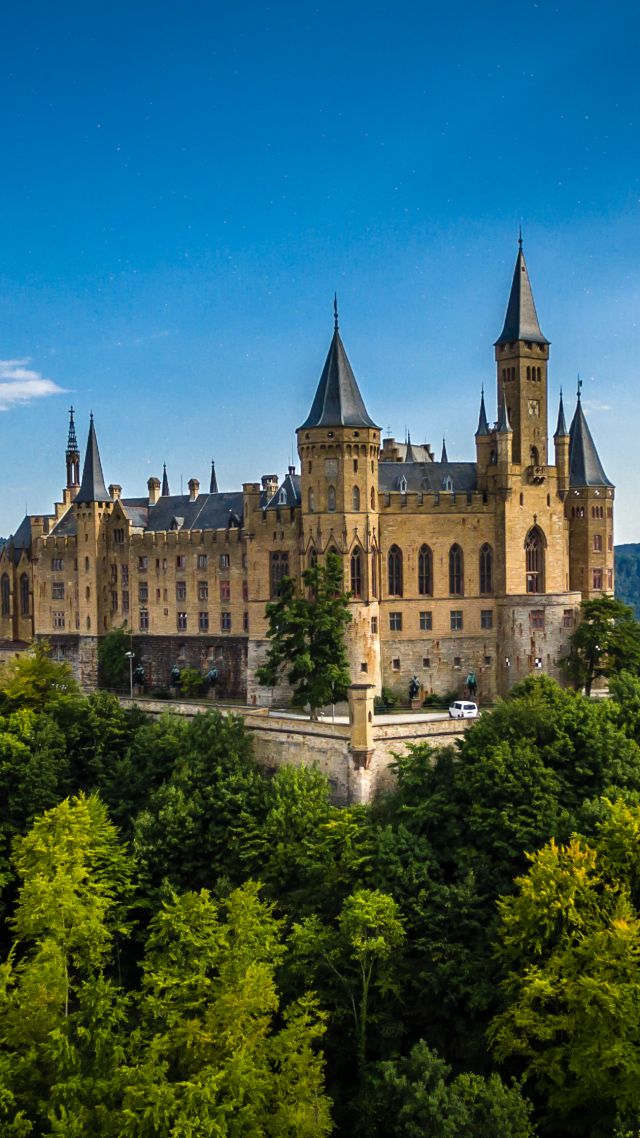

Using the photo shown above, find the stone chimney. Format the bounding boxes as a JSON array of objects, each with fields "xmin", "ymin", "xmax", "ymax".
[
  {"xmin": 147, "ymin": 477, "xmax": 161, "ymax": 506},
  {"xmin": 188, "ymin": 478, "xmax": 200, "ymax": 502},
  {"xmin": 261, "ymin": 474, "xmax": 279, "ymax": 499},
  {"xmin": 108, "ymin": 484, "xmax": 122, "ymax": 501}
]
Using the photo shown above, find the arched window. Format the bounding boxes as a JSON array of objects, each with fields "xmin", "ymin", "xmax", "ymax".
[
  {"xmin": 308, "ymin": 487, "xmax": 315, "ymax": 513},
  {"xmin": 370, "ymin": 487, "xmax": 376, "ymax": 509},
  {"xmin": 350, "ymin": 548, "xmax": 362, "ymax": 597},
  {"xmin": 19, "ymin": 573, "xmax": 29, "ymax": 616},
  {"xmin": 418, "ymin": 545, "xmax": 432, "ymax": 596},
  {"xmin": 526, "ymin": 366, "xmax": 531, "ymax": 379},
  {"xmin": 1, "ymin": 574, "xmax": 9, "ymax": 617},
  {"xmin": 352, "ymin": 485, "xmax": 360, "ymax": 511},
  {"xmin": 388, "ymin": 545, "xmax": 403, "ymax": 596},
  {"xmin": 479, "ymin": 543, "xmax": 493, "ymax": 594},
  {"xmin": 449, "ymin": 544, "xmax": 463, "ymax": 596},
  {"xmin": 308, "ymin": 547, "xmax": 317, "ymax": 569},
  {"xmin": 399, "ymin": 475, "xmax": 407, "ymax": 493},
  {"xmin": 530, "ymin": 446, "xmax": 539, "ymax": 465},
  {"xmin": 525, "ymin": 527, "xmax": 545, "ymax": 593},
  {"xmin": 371, "ymin": 550, "xmax": 378, "ymax": 598},
  {"xmin": 327, "ymin": 485, "xmax": 336, "ymax": 512},
  {"xmin": 278, "ymin": 488, "xmax": 287, "ymax": 505}
]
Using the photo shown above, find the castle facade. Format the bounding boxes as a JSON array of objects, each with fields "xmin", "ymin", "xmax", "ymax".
[{"xmin": 0, "ymin": 242, "xmax": 615, "ymax": 702}]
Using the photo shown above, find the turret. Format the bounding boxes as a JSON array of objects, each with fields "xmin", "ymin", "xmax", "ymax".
[
  {"xmin": 475, "ymin": 387, "xmax": 493, "ymax": 489},
  {"xmin": 494, "ymin": 235, "xmax": 550, "ymax": 466},
  {"xmin": 566, "ymin": 382, "xmax": 615, "ymax": 598},
  {"xmin": 553, "ymin": 390, "xmax": 570, "ymax": 497},
  {"xmin": 63, "ymin": 406, "xmax": 81, "ymax": 505},
  {"xmin": 297, "ymin": 299, "xmax": 382, "ymax": 690}
]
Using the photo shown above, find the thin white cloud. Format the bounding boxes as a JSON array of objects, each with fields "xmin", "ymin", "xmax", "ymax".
[
  {"xmin": 0, "ymin": 359, "xmax": 66, "ymax": 411},
  {"xmin": 583, "ymin": 399, "xmax": 611, "ymax": 414}
]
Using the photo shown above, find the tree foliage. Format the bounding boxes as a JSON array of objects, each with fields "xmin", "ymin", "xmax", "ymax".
[
  {"xmin": 257, "ymin": 552, "xmax": 352, "ymax": 718},
  {"xmin": 564, "ymin": 595, "xmax": 640, "ymax": 694},
  {"xmin": 98, "ymin": 626, "xmax": 134, "ymax": 691}
]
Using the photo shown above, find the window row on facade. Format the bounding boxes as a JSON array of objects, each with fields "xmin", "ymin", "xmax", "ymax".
[
  {"xmin": 385, "ymin": 542, "xmax": 495, "ymax": 597},
  {"xmin": 138, "ymin": 610, "xmax": 247, "ymax": 633},
  {"xmin": 0, "ymin": 573, "xmax": 30, "ymax": 617}
]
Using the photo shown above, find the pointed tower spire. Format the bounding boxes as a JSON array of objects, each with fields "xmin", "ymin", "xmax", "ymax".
[
  {"xmin": 496, "ymin": 383, "xmax": 512, "ymax": 433},
  {"xmin": 554, "ymin": 389, "xmax": 568, "ymax": 438},
  {"xmin": 404, "ymin": 431, "xmax": 417, "ymax": 462},
  {"xmin": 299, "ymin": 304, "xmax": 379, "ymax": 430},
  {"xmin": 475, "ymin": 387, "xmax": 490, "ymax": 436},
  {"xmin": 440, "ymin": 437, "xmax": 448, "ymax": 463},
  {"xmin": 209, "ymin": 460, "xmax": 218, "ymax": 494},
  {"xmin": 65, "ymin": 406, "xmax": 80, "ymax": 488},
  {"xmin": 75, "ymin": 414, "xmax": 111, "ymax": 504},
  {"xmin": 495, "ymin": 238, "xmax": 549, "ymax": 346},
  {"xmin": 569, "ymin": 396, "xmax": 612, "ymax": 487},
  {"xmin": 161, "ymin": 463, "xmax": 170, "ymax": 497}
]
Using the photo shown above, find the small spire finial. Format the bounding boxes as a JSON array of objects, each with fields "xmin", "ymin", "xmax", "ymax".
[
  {"xmin": 333, "ymin": 293, "xmax": 339, "ymax": 332},
  {"xmin": 577, "ymin": 374, "xmax": 582, "ymax": 401},
  {"xmin": 89, "ymin": 410, "xmax": 94, "ymax": 423},
  {"xmin": 518, "ymin": 224, "xmax": 523, "ymax": 250}
]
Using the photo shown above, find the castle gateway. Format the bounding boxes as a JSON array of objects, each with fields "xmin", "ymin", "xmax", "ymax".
[{"xmin": 0, "ymin": 241, "xmax": 614, "ymax": 702}]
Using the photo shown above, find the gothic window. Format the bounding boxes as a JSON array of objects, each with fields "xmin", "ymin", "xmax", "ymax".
[
  {"xmin": 352, "ymin": 485, "xmax": 360, "ymax": 511},
  {"xmin": 308, "ymin": 487, "xmax": 315, "ymax": 513},
  {"xmin": 479, "ymin": 543, "xmax": 493, "ymax": 595},
  {"xmin": 449, "ymin": 544, "xmax": 464, "ymax": 596},
  {"xmin": 1, "ymin": 574, "xmax": 9, "ymax": 617},
  {"xmin": 418, "ymin": 544, "xmax": 432, "ymax": 596},
  {"xmin": 19, "ymin": 573, "xmax": 29, "ymax": 617},
  {"xmin": 350, "ymin": 548, "xmax": 362, "ymax": 597},
  {"xmin": 399, "ymin": 475, "xmax": 407, "ymax": 493},
  {"xmin": 370, "ymin": 487, "xmax": 376, "ymax": 509},
  {"xmin": 269, "ymin": 551, "xmax": 290, "ymax": 598},
  {"xmin": 526, "ymin": 366, "xmax": 531, "ymax": 379},
  {"xmin": 327, "ymin": 485, "xmax": 336, "ymax": 512},
  {"xmin": 530, "ymin": 446, "xmax": 539, "ymax": 465},
  {"xmin": 388, "ymin": 545, "xmax": 403, "ymax": 597},
  {"xmin": 278, "ymin": 488, "xmax": 287, "ymax": 505},
  {"xmin": 525, "ymin": 526, "xmax": 545, "ymax": 594},
  {"xmin": 371, "ymin": 550, "xmax": 378, "ymax": 598},
  {"xmin": 308, "ymin": 547, "xmax": 317, "ymax": 569}
]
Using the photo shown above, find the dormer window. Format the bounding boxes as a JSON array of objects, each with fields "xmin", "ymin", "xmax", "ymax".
[
  {"xmin": 399, "ymin": 476, "xmax": 407, "ymax": 493},
  {"xmin": 278, "ymin": 488, "xmax": 287, "ymax": 505},
  {"xmin": 443, "ymin": 476, "xmax": 453, "ymax": 492}
]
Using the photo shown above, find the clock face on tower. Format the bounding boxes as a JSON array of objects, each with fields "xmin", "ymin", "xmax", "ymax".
[{"xmin": 528, "ymin": 399, "xmax": 540, "ymax": 417}]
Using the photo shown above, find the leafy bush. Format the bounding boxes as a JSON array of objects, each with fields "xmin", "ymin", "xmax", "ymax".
[
  {"xmin": 176, "ymin": 666, "xmax": 206, "ymax": 698},
  {"xmin": 374, "ymin": 687, "xmax": 398, "ymax": 713}
]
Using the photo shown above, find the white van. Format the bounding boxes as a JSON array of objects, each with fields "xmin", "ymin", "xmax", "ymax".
[{"xmin": 448, "ymin": 701, "xmax": 478, "ymax": 719}]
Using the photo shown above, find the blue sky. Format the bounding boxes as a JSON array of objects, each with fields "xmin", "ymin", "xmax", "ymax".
[{"xmin": 1, "ymin": 0, "xmax": 639, "ymax": 539}]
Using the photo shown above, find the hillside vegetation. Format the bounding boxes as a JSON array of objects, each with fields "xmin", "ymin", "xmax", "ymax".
[
  {"xmin": 0, "ymin": 646, "xmax": 639, "ymax": 1134},
  {"xmin": 616, "ymin": 543, "xmax": 640, "ymax": 618}
]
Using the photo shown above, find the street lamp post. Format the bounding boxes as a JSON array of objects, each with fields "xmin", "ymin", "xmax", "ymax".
[{"xmin": 125, "ymin": 651, "xmax": 134, "ymax": 699}]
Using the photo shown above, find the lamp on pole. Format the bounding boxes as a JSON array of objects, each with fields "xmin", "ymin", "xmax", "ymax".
[{"xmin": 125, "ymin": 650, "xmax": 134, "ymax": 699}]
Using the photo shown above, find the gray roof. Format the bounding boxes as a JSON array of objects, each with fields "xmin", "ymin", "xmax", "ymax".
[
  {"xmin": 299, "ymin": 327, "xmax": 380, "ymax": 430},
  {"xmin": 569, "ymin": 399, "xmax": 612, "ymax": 487},
  {"xmin": 75, "ymin": 417, "xmax": 112, "ymax": 504},
  {"xmin": 4, "ymin": 515, "xmax": 46, "ymax": 563},
  {"xmin": 495, "ymin": 242, "xmax": 549, "ymax": 346},
  {"xmin": 475, "ymin": 390, "xmax": 490, "ymax": 436},
  {"xmin": 404, "ymin": 433, "xmax": 418, "ymax": 463},
  {"xmin": 50, "ymin": 491, "xmax": 245, "ymax": 537},
  {"xmin": 265, "ymin": 471, "xmax": 301, "ymax": 509},
  {"xmin": 496, "ymin": 383, "xmax": 512, "ymax": 432},
  {"xmin": 378, "ymin": 461, "xmax": 478, "ymax": 494},
  {"xmin": 554, "ymin": 391, "xmax": 568, "ymax": 438}
]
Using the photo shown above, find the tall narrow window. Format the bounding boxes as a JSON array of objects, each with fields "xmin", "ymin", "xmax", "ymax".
[
  {"xmin": 308, "ymin": 487, "xmax": 315, "ymax": 513},
  {"xmin": 352, "ymin": 485, "xmax": 360, "ymax": 511},
  {"xmin": 269, "ymin": 551, "xmax": 290, "ymax": 598},
  {"xmin": 327, "ymin": 485, "xmax": 336, "ymax": 512},
  {"xmin": 525, "ymin": 527, "xmax": 545, "ymax": 594},
  {"xmin": 371, "ymin": 551, "xmax": 378, "ymax": 598},
  {"xmin": 449, "ymin": 544, "xmax": 463, "ymax": 596},
  {"xmin": 371, "ymin": 487, "xmax": 376, "ymax": 509},
  {"xmin": 479, "ymin": 543, "xmax": 493, "ymax": 595},
  {"xmin": 350, "ymin": 548, "xmax": 362, "ymax": 597},
  {"xmin": 308, "ymin": 547, "xmax": 317, "ymax": 569},
  {"xmin": 418, "ymin": 545, "xmax": 432, "ymax": 596},
  {"xmin": 1, "ymin": 574, "xmax": 9, "ymax": 617},
  {"xmin": 388, "ymin": 545, "xmax": 403, "ymax": 597},
  {"xmin": 19, "ymin": 573, "xmax": 30, "ymax": 616}
]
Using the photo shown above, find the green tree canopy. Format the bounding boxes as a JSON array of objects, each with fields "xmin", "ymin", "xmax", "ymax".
[
  {"xmin": 564, "ymin": 595, "xmax": 640, "ymax": 695},
  {"xmin": 257, "ymin": 552, "xmax": 352, "ymax": 718}
]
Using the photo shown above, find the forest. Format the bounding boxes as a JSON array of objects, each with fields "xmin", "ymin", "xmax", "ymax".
[{"xmin": 2, "ymin": 647, "xmax": 640, "ymax": 1135}]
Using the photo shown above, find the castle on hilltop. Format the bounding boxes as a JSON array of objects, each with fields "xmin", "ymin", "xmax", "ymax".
[{"xmin": 0, "ymin": 241, "xmax": 615, "ymax": 703}]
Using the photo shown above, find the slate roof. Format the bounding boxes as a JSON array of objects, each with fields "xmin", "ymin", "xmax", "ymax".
[
  {"xmin": 554, "ymin": 391, "xmax": 568, "ymax": 438},
  {"xmin": 3, "ymin": 515, "xmax": 50, "ymax": 564},
  {"xmin": 49, "ymin": 491, "xmax": 245, "ymax": 537},
  {"xmin": 378, "ymin": 462, "xmax": 478, "ymax": 494},
  {"xmin": 299, "ymin": 326, "xmax": 380, "ymax": 430},
  {"xmin": 569, "ymin": 398, "xmax": 612, "ymax": 487},
  {"xmin": 265, "ymin": 471, "xmax": 302, "ymax": 509},
  {"xmin": 475, "ymin": 390, "xmax": 490, "ymax": 436},
  {"xmin": 75, "ymin": 417, "xmax": 112, "ymax": 503},
  {"xmin": 495, "ymin": 242, "xmax": 549, "ymax": 346}
]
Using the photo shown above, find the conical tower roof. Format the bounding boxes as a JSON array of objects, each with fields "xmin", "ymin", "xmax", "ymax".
[
  {"xmin": 569, "ymin": 394, "xmax": 612, "ymax": 487},
  {"xmin": 496, "ymin": 383, "xmax": 512, "ymax": 433},
  {"xmin": 475, "ymin": 388, "xmax": 490, "ymax": 436},
  {"xmin": 161, "ymin": 464, "xmax": 169, "ymax": 496},
  {"xmin": 495, "ymin": 238, "xmax": 549, "ymax": 346},
  {"xmin": 440, "ymin": 437, "xmax": 448, "ymax": 463},
  {"xmin": 404, "ymin": 432, "xmax": 417, "ymax": 462},
  {"xmin": 75, "ymin": 415, "xmax": 111, "ymax": 504},
  {"xmin": 209, "ymin": 460, "xmax": 218, "ymax": 494},
  {"xmin": 299, "ymin": 303, "xmax": 379, "ymax": 431},
  {"xmin": 554, "ymin": 390, "xmax": 568, "ymax": 438}
]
